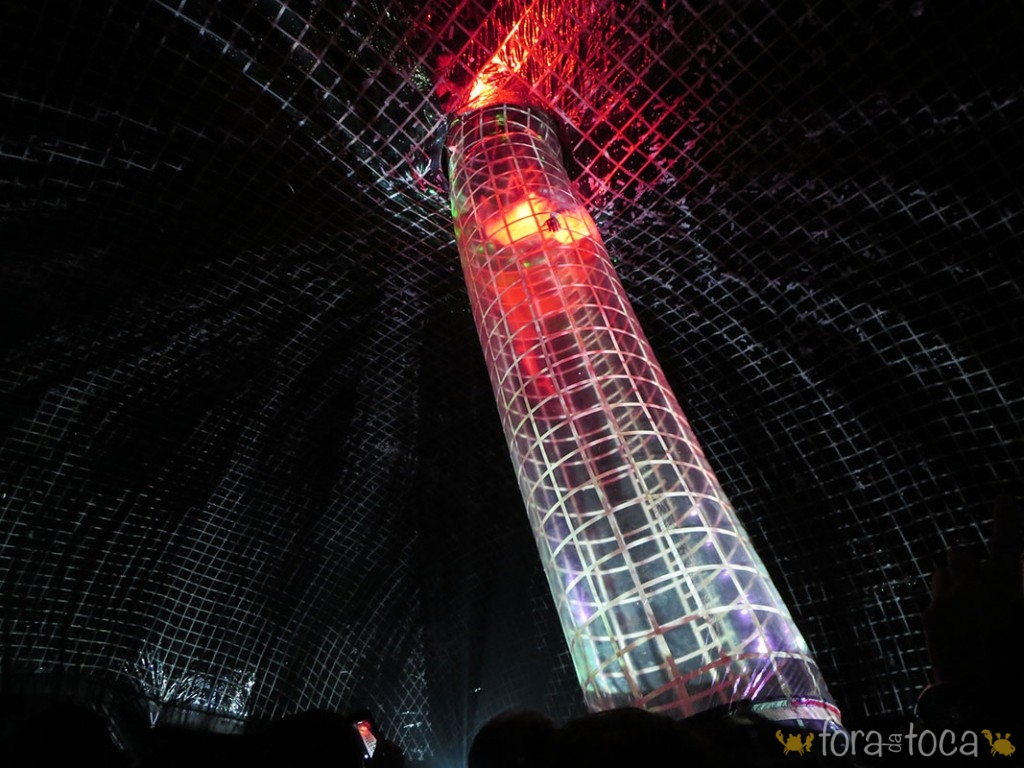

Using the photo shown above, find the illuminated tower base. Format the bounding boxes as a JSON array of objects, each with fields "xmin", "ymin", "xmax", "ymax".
[{"xmin": 447, "ymin": 103, "xmax": 839, "ymax": 724}]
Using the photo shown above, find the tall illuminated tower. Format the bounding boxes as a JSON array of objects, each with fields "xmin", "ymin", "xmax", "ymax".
[{"xmin": 447, "ymin": 95, "xmax": 839, "ymax": 724}]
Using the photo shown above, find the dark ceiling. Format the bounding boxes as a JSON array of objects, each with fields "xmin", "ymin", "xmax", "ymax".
[{"xmin": 1, "ymin": 0, "xmax": 1022, "ymax": 763}]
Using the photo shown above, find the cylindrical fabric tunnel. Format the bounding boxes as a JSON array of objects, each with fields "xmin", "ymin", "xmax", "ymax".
[{"xmin": 446, "ymin": 103, "xmax": 839, "ymax": 724}]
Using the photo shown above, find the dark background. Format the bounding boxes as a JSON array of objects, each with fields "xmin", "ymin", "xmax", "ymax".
[{"xmin": 2, "ymin": 0, "xmax": 1022, "ymax": 764}]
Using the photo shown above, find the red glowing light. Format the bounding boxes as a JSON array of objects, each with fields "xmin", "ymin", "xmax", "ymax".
[
  {"xmin": 475, "ymin": 196, "xmax": 600, "ymax": 400},
  {"xmin": 448, "ymin": 0, "xmax": 612, "ymax": 115},
  {"xmin": 464, "ymin": 54, "xmax": 509, "ymax": 113},
  {"xmin": 483, "ymin": 193, "xmax": 599, "ymax": 247}
]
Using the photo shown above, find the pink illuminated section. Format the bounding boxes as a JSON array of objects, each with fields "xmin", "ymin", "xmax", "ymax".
[{"xmin": 447, "ymin": 103, "xmax": 840, "ymax": 723}]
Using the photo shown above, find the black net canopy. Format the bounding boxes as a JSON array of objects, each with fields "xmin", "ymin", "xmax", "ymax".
[{"xmin": 2, "ymin": 0, "xmax": 1022, "ymax": 764}]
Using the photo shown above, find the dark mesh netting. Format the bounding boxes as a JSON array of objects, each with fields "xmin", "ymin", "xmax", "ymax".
[{"xmin": 2, "ymin": 0, "xmax": 1022, "ymax": 763}]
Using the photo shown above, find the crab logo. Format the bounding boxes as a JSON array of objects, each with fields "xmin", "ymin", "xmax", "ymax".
[
  {"xmin": 981, "ymin": 730, "xmax": 1015, "ymax": 757},
  {"xmin": 776, "ymin": 730, "xmax": 815, "ymax": 756}
]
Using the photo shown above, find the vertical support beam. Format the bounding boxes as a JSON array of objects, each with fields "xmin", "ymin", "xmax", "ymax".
[{"xmin": 447, "ymin": 103, "xmax": 838, "ymax": 724}]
